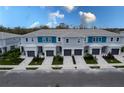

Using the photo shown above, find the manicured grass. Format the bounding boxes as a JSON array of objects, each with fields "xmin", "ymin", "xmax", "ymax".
[
  {"xmin": 0, "ymin": 68, "xmax": 13, "ymax": 70},
  {"xmin": 0, "ymin": 58, "xmax": 24, "ymax": 65},
  {"xmin": 84, "ymin": 54, "xmax": 97, "ymax": 64},
  {"xmin": 0, "ymin": 48, "xmax": 24, "ymax": 65},
  {"xmin": 72, "ymin": 56, "xmax": 76, "ymax": 64},
  {"xmin": 29, "ymin": 57, "xmax": 44, "ymax": 65},
  {"xmin": 26, "ymin": 67, "xmax": 38, "ymax": 70},
  {"xmin": 52, "ymin": 67, "xmax": 62, "ymax": 70},
  {"xmin": 52, "ymin": 56, "xmax": 63, "ymax": 65},
  {"xmin": 113, "ymin": 66, "xmax": 124, "ymax": 68},
  {"xmin": 90, "ymin": 66, "xmax": 100, "ymax": 69},
  {"xmin": 103, "ymin": 56, "xmax": 121, "ymax": 64}
]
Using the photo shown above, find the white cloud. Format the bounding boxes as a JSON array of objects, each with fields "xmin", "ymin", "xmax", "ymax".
[
  {"xmin": 47, "ymin": 10, "xmax": 64, "ymax": 27},
  {"xmin": 64, "ymin": 6, "xmax": 75, "ymax": 12},
  {"xmin": 79, "ymin": 11, "xmax": 96, "ymax": 23},
  {"xmin": 30, "ymin": 21, "xmax": 40, "ymax": 28}
]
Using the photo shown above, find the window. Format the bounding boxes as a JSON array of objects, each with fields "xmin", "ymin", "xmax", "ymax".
[
  {"xmin": 32, "ymin": 38, "xmax": 34, "ymax": 42},
  {"xmin": 93, "ymin": 37, "xmax": 96, "ymax": 42},
  {"xmin": 78, "ymin": 39, "xmax": 80, "ymax": 43},
  {"xmin": 111, "ymin": 38, "xmax": 113, "ymax": 41},
  {"xmin": 117, "ymin": 37, "xmax": 119, "ymax": 42},
  {"xmin": 66, "ymin": 39, "xmax": 69, "ymax": 43},
  {"xmin": 26, "ymin": 38, "xmax": 28, "ymax": 42},
  {"xmin": 58, "ymin": 37, "xmax": 61, "ymax": 41}
]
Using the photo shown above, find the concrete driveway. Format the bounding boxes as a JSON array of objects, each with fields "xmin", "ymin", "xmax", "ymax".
[
  {"xmin": 63, "ymin": 56, "xmax": 75, "ymax": 70},
  {"xmin": 38, "ymin": 57, "xmax": 53, "ymax": 70},
  {"xmin": 114, "ymin": 55, "xmax": 124, "ymax": 63},
  {"xmin": 96, "ymin": 55, "xmax": 115, "ymax": 69},
  {"xmin": 74, "ymin": 56, "xmax": 90, "ymax": 69}
]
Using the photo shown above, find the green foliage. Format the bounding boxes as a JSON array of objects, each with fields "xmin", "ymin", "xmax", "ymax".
[{"xmin": 52, "ymin": 56, "xmax": 63, "ymax": 65}]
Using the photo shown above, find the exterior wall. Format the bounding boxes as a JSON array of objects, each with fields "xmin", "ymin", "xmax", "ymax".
[
  {"xmin": 20, "ymin": 33, "xmax": 124, "ymax": 57},
  {"xmin": 0, "ymin": 37, "xmax": 20, "ymax": 54}
]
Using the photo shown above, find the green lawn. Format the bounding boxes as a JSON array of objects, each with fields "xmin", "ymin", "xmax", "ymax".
[
  {"xmin": 29, "ymin": 57, "xmax": 44, "ymax": 65},
  {"xmin": 103, "ymin": 56, "xmax": 121, "ymax": 64},
  {"xmin": 0, "ymin": 58, "xmax": 23, "ymax": 65},
  {"xmin": 0, "ymin": 49, "xmax": 23, "ymax": 65},
  {"xmin": 84, "ymin": 54, "xmax": 97, "ymax": 64},
  {"xmin": 52, "ymin": 56, "xmax": 63, "ymax": 65}
]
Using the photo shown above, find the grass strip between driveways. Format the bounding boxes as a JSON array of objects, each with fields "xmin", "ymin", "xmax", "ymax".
[
  {"xmin": 52, "ymin": 56, "xmax": 63, "ymax": 65},
  {"xmin": 84, "ymin": 54, "xmax": 97, "ymax": 64},
  {"xmin": 29, "ymin": 57, "xmax": 44, "ymax": 65}
]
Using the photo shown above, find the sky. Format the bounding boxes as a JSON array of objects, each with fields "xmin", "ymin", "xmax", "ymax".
[{"xmin": 0, "ymin": 6, "xmax": 124, "ymax": 28}]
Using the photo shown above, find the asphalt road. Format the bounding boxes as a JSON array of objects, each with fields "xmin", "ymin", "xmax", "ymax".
[{"xmin": 0, "ymin": 69, "xmax": 124, "ymax": 87}]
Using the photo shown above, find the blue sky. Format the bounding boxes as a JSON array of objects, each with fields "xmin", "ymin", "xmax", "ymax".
[{"xmin": 0, "ymin": 6, "xmax": 124, "ymax": 28}]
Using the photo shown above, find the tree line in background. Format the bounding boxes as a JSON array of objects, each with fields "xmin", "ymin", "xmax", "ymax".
[{"xmin": 0, "ymin": 23, "xmax": 123, "ymax": 35}]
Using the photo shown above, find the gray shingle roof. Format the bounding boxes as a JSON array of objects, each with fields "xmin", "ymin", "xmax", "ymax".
[
  {"xmin": 0, "ymin": 32, "xmax": 21, "ymax": 39},
  {"xmin": 22, "ymin": 29, "xmax": 120, "ymax": 37}
]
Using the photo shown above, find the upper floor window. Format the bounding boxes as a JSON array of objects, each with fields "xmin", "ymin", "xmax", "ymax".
[
  {"xmin": 66, "ymin": 39, "xmax": 69, "ymax": 43},
  {"xmin": 93, "ymin": 37, "xmax": 96, "ymax": 42},
  {"xmin": 32, "ymin": 38, "xmax": 34, "ymax": 42},
  {"xmin": 58, "ymin": 37, "xmax": 61, "ymax": 42},
  {"xmin": 78, "ymin": 39, "xmax": 80, "ymax": 43},
  {"xmin": 117, "ymin": 37, "xmax": 119, "ymax": 42},
  {"xmin": 111, "ymin": 38, "xmax": 113, "ymax": 42},
  {"xmin": 26, "ymin": 38, "xmax": 28, "ymax": 42}
]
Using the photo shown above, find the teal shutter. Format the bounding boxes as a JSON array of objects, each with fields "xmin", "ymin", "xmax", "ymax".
[
  {"xmin": 102, "ymin": 36, "xmax": 106, "ymax": 43},
  {"xmin": 88, "ymin": 37, "xmax": 93, "ymax": 43},
  {"xmin": 52, "ymin": 37, "xmax": 56, "ymax": 43},
  {"xmin": 38, "ymin": 37, "xmax": 42, "ymax": 43}
]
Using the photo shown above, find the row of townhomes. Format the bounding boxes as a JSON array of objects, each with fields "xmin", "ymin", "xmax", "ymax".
[
  {"xmin": 0, "ymin": 32, "xmax": 20, "ymax": 55},
  {"xmin": 1, "ymin": 29, "xmax": 124, "ymax": 57},
  {"xmin": 19, "ymin": 29, "xmax": 124, "ymax": 57}
]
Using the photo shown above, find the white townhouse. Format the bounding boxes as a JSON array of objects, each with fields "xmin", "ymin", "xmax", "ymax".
[
  {"xmin": 20, "ymin": 29, "xmax": 123, "ymax": 57},
  {"xmin": 0, "ymin": 32, "xmax": 21, "ymax": 55}
]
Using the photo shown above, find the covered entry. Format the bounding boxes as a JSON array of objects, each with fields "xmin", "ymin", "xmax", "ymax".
[
  {"xmin": 64, "ymin": 49, "xmax": 71, "ymax": 56},
  {"xmin": 92, "ymin": 49, "xmax": 100, "ymax": 55},
  {"xmin": 27, "ymin": 51, "xmax": 35, "ymax": 57},
  {"xmin": 111, "ymin": 49, "xmax": 119, "ymax": 55},
  {"xmin": 74, "ymin": 49, "xmax": 82, "ymax": 55},
  {"xmin": 46, "ymin": 50, "xmax": 54, "ymax": 56}
]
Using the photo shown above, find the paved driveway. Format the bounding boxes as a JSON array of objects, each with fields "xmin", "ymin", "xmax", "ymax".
[
  {"xmin": 96, "ymin": 55, "xmax": 115, "ymax": 69},
  {"xmin": 74, "ymin": 56, "xmax": 90, "ymax": 69},
  {"xmin": 63, "ymin": 56, "xmax": 75, "ymax": 69},
  {"xmin": 12, "ymin": 57, "xmax": 33, "ymax": 70},
  {"xmin": 38, "ymin": 57, "xmax": 53, "ymax": 70},
  {"xmin": 114, "ymin": 55, "xmax": 124, "ymax": 63}
]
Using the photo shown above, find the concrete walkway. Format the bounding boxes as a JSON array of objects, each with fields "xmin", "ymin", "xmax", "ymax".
[
  {"xmin": 12, "ymin": 57, "xmax": 33, "ymax": 70},
  {"xmin": 38, "ymin": 57, "xmax": 53, "ymax": 70},
  {"xmin": 74, "ymin": 56, "xmax": 90, "ymax": 69},
  {"xmin": 62, "ymin": 56, "xmax": 75, "ymax": 69},
  {"xmin": 96, "ymin": 55, "xmax": 115, "ymax": 69}
]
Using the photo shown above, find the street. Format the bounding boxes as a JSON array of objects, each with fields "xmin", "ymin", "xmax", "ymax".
[{"xmin": 0, "ymin": 70, "xmax": 124, "ymax": 87}]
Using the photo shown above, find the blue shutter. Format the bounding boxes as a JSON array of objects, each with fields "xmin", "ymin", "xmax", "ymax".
[
  {"xmin": 52, "ymin": 37, "xmax": 56, "ymax": 43},
  {"xmin": 88, "ymin": 37, "xmax": 93, "ymax": 43},
  {"xmin": 102, "ymin": 36, "xmax": 106, "ymax": 43},
  {"xmin": 38, "ymin": 37, "xmax": 42, "ymax": 43}
]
